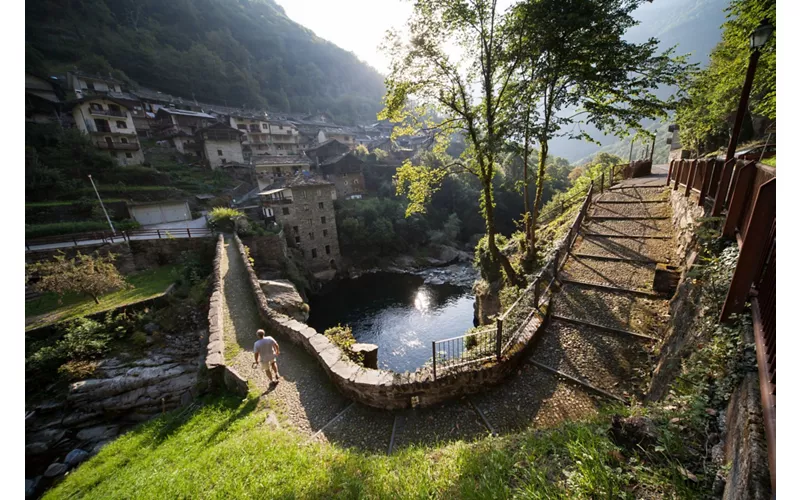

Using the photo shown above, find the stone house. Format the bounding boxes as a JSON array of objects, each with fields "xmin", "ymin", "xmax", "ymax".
[
  {"xmin": 267, "ymin": 120, "xmax": 301, "ymax": 156},
  {"xmin": 667, "ymin": 124, "xmax": 691, "ymax": 161},
  {"xmin": 319, "ymin": 152, "xmax": 366, "ymax": 200},
  {"xmin": 192, "ymin": 122, "xmax": 245, "ymax": 169},
  {"xmin": 70, "ymin": 96, "xmax": 144, "ymax": 166},
  {"xmin": 226, "ymin": 111, "xmax": 272, "ymax": 159},
  {"xmin": 258, "ymin": 174, "xmax": 341, "ymax": 271},
  {"xmin": 254, "ymin": 155, "xmax": 313, "ymax": 190},
  {"xmin": 304, "ymin": 139, "xmax": 350, "ymax": 163},
  {"xmin": 317, "ymin": 126, "xmax": 356, "ymax": 147},
  {"xmin": 154, "ymin": 107, "xmax": 215, "ymax": 137},
  {"xmin": 25, "ymin": 72, "xmax": 66, "ymax": 124},
  {"xmin": 65, "ymin": 71, "xmax": 124, "ymax": 99}
]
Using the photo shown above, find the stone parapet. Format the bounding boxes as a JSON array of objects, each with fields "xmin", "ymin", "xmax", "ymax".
[{"xmin": 232, "ymin": 234, "xmax": 548, "ymax": 410}]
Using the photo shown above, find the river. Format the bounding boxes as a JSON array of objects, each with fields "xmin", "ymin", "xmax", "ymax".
[{"xmin": 308, "ymin": 270, "xmax": 476, "ymax": 372}]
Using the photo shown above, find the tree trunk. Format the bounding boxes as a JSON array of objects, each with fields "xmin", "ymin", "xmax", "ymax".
[
  {"xmin": 483, "ymin": 177, "xmax": 523, "ymax": 288},
  {"xmin": 523, "ymin": 114, "xmax": 532, "ymax": 249},
  {"xmin": 530, "ymin": 140, "xmax": 549, "ymax": 249},
  {"xmin": 92, "ymin": 294, "xmax": 100, "ymax": 304}
]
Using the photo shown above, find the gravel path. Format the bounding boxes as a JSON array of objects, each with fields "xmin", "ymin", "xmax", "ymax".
[
  {"xmin": 572, "ymin": 234, "xmax": 674, "ymax": 263},
  {"xmin": 598, "ymin": 188, "xmax": 669, "ymax": 202},
  {"xmin": 220, "ymin": 238, "xmax": 349, "ymax": 435},
  {"xmin": 591, "ymin": 202, "xmax": 670, "ymax": 218},
  {"xmin": 583, "ymin": 218, "xmax": 672, "ymax": 237},
  {"xmin": 391, "ymin": 399, "xmax": 490, "ymax": 449},
  {"xmin": 312, "ymin": 403, "xmax": 396, "ymax": 453},
  {"xmin": 553, "ymin": 283, "xmax": 670, "ymax": 338},
  {"xmin": 471, "ymin": 363, "xmax": 603, "ymax": 432},
  {"xmin": 534, "ymin": 319, "xmax": 651, "ymax": 398},
  {"xmin": 561, "ymin": 255, "xmax": 656, "ymax": 291}
]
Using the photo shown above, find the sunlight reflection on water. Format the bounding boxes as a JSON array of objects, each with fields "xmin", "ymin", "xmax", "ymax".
[{"xmin": 308, "ymin": 272, "xmax": 475, "ymax": 372}]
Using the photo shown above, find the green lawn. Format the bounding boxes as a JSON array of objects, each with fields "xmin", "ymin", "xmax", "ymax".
[
  {"xmin": 44, "ymin": 393, "xmax": 706, "ymax": 500},
  {"xmin": 25, "ymin": 265, "xmax": 178, "ymax": 331},
  {"xmin": 761, "ymin": 157, "xmax": 776, "ymax": 167}
]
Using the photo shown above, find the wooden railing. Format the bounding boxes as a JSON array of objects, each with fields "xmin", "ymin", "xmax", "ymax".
[{"xmin": 668, "ymin": 156, "xmax": 776, "ymax": 490}]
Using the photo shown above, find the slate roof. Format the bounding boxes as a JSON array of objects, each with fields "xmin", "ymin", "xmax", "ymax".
[
  {"xmin": 156, "ymin": 108, "xmax": 216, "ymax": 119},
  {"xmin": 261, "ymin": 172, "xmax": 333, "ymax": 190}
]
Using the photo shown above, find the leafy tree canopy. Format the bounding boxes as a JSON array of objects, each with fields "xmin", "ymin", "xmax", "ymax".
[
  {"xmin": 27, "ymin": 251, "xmax": 128, "ymax": 304},
  {"xmin": 676, "ymin": 0, "xmax": 776, "ymax": 154}
]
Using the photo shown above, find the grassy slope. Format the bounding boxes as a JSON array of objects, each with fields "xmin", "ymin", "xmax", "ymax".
[
  {"xmin": 25, "ymin": 265, "xmax": 178, "ymax": 330},
  {"xmin": 45, "ymin": 392, "xmax": 705, "ymax": 500}
]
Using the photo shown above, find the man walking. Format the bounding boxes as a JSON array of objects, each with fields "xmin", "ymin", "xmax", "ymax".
[{"xmin": 253, "ymin": 329, "xmax": 281, "ymax": 384}]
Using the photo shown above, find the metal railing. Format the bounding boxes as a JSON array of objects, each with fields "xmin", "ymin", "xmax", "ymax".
[
  {"xmin": 431, "ymin": 177, "xmax": 603, "ymax": 380},
  {"xmin": 26, "ymin": 227, "xmax": 215, "ymax": 251}
]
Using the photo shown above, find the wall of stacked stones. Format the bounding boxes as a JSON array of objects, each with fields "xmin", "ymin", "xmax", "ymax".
[
  {"xmin": 204, "ymin": 234, "xmax": 249, "ymax": 397},
  {"xmin": 232, "ymin": 234, "xmax": 548, "ymax": 410}
]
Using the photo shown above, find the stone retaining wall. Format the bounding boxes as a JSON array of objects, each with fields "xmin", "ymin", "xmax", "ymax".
[
  {"xmin": 233, "ymin": 234, "xmax": 548, "ymax": 410},
  {"xmin": 669, "ymin": 190, "xmax": 707, "ymax": 268},
  {"xmin": 204, "ymin": 234, "xmax": 249, "ymax": 397}
]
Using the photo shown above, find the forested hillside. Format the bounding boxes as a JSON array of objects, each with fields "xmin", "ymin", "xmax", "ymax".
[{"xmin": 25, "ymin": 0, "xmax": 386, "ymax": 124}]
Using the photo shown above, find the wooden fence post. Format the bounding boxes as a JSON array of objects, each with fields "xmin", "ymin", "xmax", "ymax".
[
  {"xmin": 720, "ymin": 178, "xmax": 776, "ymax": 321},
  {"xmin": 712, "ymin": 159, "xmax": 737, "ymax": 216},
  {"xmin": 684, "ymin": 160, "xmax": 697, "ymax": 198},
  {"xmin": 187, "ymin": 228, "xmax": 192, "ymax": 238},
  {"xmin": 698, "ymin": 160, "xmax": 714, "ymax": 206},
  {"xmin": 600, "ymin": 171, "xmax": 605, "ymax": 194},
  {"xmin": 722, "ymin": 161, "xmax": 757, "ymax": 238},
  {"xmin": 673, "ymin": 160, "xmax": 684, "ymax": 191},
  {"xmin": 666, "ymin": 160, "xmax": 674, "ymax": 185}
]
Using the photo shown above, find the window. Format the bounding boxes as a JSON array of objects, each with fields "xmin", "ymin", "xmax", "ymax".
[
  {"xmin": 320, "ymin": 216, "xmax": 326, "ymax": 224},
  {"xmin": 279, "ymin": 125, "xmax": 284, "ymax": 130},
  {"xmin": 217, "ymin": 149, "xmax": 223, "ymax": 156},
  {"xmin": 354, "ymin": 178, "xmax": 359, "ymax": 185},
  {"xmin": 303, "ymin": 204, "xmax": 310, "ymax": 212},
  {"xmin": 292, "ymin": 226, "xmax": 299, "ymax": 234},
  {"xmin": 120, "ymin": 138, "xmax": 128, "ymax": 144},
  {"xmin": 116, "ymin": 120, "xmax": 127, "ymax": 129},
  {"xmin": 237, "ymin": 124, "xmax": 247, "ymax": 130},
  {"xmin": 309, "ymin": 232, "xmax": 315, "ymax": 241},
  {"xmin": 221, "ymin": 159, "xmax": 227, "ymax": 165},
  {"xmin": 125, "ymin": 152, "xmax": 133, "ymax": 158},
  {"xmin": 344, "ymin": 180, "xmax": 349, "ymax": 185},
  {"xmin": 295, "ymin": 236, "xmax": 301, "ymax": 243},
  {"xmin": 90, "ymin": 103, "xmax": 102, "ymax": 111},
  {"xmin": 311, "ymin": 248, "xmax": 318, "ymax": 258},
  {"xmin": 318, "ymin": 202, "xmax": 324, "ymax": 210},
  {"xmin": 301, "ymin": 190, "xmax": 307, "ymax": 199},
  {"xmin": 274, "ymin": 167, "xmax": 283, "ymax": 177},
  {"xmin": 282, "ymin": 207, "xmax": 290, "ymax": 215},
  {"xmin": 262, "ymin": 123, "xmax": 269, "ymax": 130},
  {"xmin": 325, "ymin": 245, "xmax": 331, "ymax": 255}
]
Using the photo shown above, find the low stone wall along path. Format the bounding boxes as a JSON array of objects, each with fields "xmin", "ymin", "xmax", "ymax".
[{"xmin": 217, "ymin": 173, "xmax": 678, "ymax": 452}]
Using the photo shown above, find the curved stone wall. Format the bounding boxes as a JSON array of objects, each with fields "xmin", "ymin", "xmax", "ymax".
[{"xmin": 232, "ymin": 234, "xmax": 549, "ymax": 410}]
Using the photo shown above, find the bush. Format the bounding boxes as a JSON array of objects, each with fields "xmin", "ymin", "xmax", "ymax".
[
  {"xmin": 208, "ymin": 207, "xmax": 244, "ymax": 232},
  {"xmin": 324, "ymin": 325, "xmax": 364, "ymax": 365},
  {"xmin": 25, "ymin": 220, "xmax": 141, "ymax": 239}
]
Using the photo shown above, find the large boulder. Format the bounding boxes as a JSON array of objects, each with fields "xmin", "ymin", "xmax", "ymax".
[{"xmin": 259, "ymin": 279, "xmax": 309, "ymax": 322}]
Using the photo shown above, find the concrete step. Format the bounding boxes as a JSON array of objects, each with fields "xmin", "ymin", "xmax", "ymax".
[
  {"xmin": 583, "ymin": 218, "xmax": 672, "ymax": 237},
  {"xmin": 598, "ymin": 188, "xmax": 670, "ymax": 203},
  {"xmin": 591, "ymin": 202, "xmax": 671, "ymax": 219}
]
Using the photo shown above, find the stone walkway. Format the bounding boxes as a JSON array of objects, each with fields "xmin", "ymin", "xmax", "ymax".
[{"xmin": 217, "ymin": 176, "xmax": 677, "ymax": 452}]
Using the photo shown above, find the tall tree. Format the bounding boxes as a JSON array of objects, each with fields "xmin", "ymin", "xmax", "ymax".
[
  {"xmin": 380, "ymin": 0, "xmax": 524, "ymax": 287},
  {"xmin": 506, "ymin": 0, "xmax": 691, "ymax": 249},
  {"xmin": 676, "ymin": 0, "xmax": 776, "ymax": 155},
  {"xmin": 27, "ymin": 251, "xmax": 128, "ymax": 304}
]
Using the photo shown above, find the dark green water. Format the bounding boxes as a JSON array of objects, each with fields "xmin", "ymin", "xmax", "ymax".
[{"xmin": 308, "ymin": 272, "xmax": 475, "ymax": 372}]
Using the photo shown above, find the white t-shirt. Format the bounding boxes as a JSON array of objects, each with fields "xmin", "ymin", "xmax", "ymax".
[{"xmin": 254, "ymin": 336, "xmax": 278, "ymax": 364}]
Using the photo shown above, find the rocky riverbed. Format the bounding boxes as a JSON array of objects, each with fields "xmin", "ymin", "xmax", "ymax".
[{"xmin": 25, "ymin": 328, "xmax": 205, "ymax": 497}]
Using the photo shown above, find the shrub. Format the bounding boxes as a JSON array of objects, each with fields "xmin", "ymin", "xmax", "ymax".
[
  {"xmin": 324, "ymin": 325, "xmax": 364, "ymax": 365},
  {"xmin": 58, "ymin": 360, "xmax": 99, "ymax": 381},
  {"xmin": 208, "ymin": 207, "xmax": 244, "ymax": 232}
]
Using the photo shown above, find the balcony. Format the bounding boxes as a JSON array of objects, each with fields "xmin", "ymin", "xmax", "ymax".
[
  {"xmin": 95, "ymin": 139, "xmax": 140, "ymax": 151},
  {"xmin": 89, "ymin": 108, "xmax": 127, "ymax": 118}
]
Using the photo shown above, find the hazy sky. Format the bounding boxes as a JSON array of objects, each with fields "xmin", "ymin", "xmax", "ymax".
[
  {"xmin": 275, "ymin": 0, "xmax": 671, "ymax": 76},
  {"xmin": 275, "ymin": 0, "xmax": 414, "ymax": 74}
]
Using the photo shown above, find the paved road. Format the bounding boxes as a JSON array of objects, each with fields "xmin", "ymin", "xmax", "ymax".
[{"xmin": 26, "ymin": 216, "xmax": 210, "ymax": 252}]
